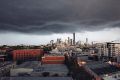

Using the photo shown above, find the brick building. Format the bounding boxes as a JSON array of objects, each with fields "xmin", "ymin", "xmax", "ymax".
[
  {"xmin": 13, "ymin": 49, "xmax": 44, "ymax": 61},
  {"xmin": 42, "ymin": 54, "xmax": 65, "ymax": 64}
]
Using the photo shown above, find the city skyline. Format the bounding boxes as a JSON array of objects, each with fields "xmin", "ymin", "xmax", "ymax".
[
  {"xmin": 0, "ymin": 0, "xmax": 120, "ymax": 45},
  {"xmin": 0, "ymin": 27, "xmax": 120, "ymax": 45},
  {"xmin": 1, "ymin": 1, "xmax": 120, "ymax": 80}
]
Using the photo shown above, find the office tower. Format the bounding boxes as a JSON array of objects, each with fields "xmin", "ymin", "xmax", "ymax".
[
  {"xmin": 65, "ymin": 39, "xmax": 67, "ymax": 44},
  {"xmin": 86, "ymin": 38, "xmax": 88, "ymax": 47},
  {"xmin": 57, "ymin": 38, "xmax": 61, "ymax": 44},
  {"xmin": 50, "ymin": 40, "xmax": 54, "ymax": 45},
  {"xmin": 70, "ymin": 39, "xmax": 73, "ymax": 45},
  {"xmin": 92, "ymin": 41, "xmax": 94, "ymax": 47},
  {"xmin": 73, "ymin": 33, "xmax": 75, "ymax": 45},
  {"xmin": 68, "ymin": 37, "xmax": 70, "ymax": 44}
]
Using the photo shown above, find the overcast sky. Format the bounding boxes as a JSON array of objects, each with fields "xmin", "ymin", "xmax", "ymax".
[{"xmin": 0, "ymin": 0, "xmax": 120, "ymax": 45}]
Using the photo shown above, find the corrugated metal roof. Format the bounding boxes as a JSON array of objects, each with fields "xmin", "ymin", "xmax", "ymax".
[{"xmin": 16, "ymin": 61, "xmax": 41, "ymax": 68}]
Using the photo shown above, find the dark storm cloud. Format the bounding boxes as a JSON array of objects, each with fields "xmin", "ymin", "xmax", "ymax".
[{"xmin": 0, "ymin": 0, "xmax": 120, "ymax": 34}]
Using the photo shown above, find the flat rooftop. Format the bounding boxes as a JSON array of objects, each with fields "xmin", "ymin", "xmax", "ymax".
[
  {"xmin": 44, "ymin": 53, "xmax": 64, "ymax": 56},
  {"xmin": 33, "ymin": 64, "xmax": 68, "ymax": 73},
  {"xmin": 91, "ymin": 65, "xmax": 120, "ymax": 76},
  {"xmin": 0, "ymin": 61, "xmax": 13, "ymax": 68},
  {"xmin": 0, "ymin": 77, "xmax": 73, "ymax": 80},
  {"xmin": 86, "ymin": 61, "xmax": 120, "ymax": 76},
  {"xmin": 86, "ymin": 61, "xmax": 110, "ymax": 69},
  {"xmin": 14, "ymin": 61, "xmax": 68, "ymax": 73},
  {"xmin": 77, "ymin": 55, "xmax": 89, "ymax": 61},
  {"xmin": 16, "ymin": 61, "xmax": 41, "ymax": 69}
]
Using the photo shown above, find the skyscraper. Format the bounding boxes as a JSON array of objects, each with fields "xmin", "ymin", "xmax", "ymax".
[
  {"xmin": 86, "ymin": 38, "xmax": 88, "ymax": 47},
  {"xmin": 70, "ymin": 39, "xmax": 73, "ymax": 45},
  {"xmin": 50, "ymin": 40, "xmax": 54, "ymax": 45},
  {"xmin": 57, "ymin": 38, "xmax": 61, "ymax": 44},
  {"xmin": 73, "ymin": 33, "xmax": 75, "ymax": 45},
  {"xmin": 68, "ymin": 37, "xmax": 70, "ymax": 44}
]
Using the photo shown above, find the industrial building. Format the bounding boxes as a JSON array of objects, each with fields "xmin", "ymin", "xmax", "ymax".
[
  {"xmin": 76, "ymin": 54, "xmax": 120, "ymax": 80},
  {"xmin": 12, "ymin": 49, "xmax": 44, "ymax": 61},
  {"xmin": 42, "ymin": 54, "xmax": 65, "ymax": 64},
  {"xmin": 0, "ymin": 61, "xmax": 16, "ymax": 76},
  {"xmin": 84, "ymin": 61, "xmax": 120, "ymax": 80},
  {"xmin": 0, "ymin": 48, "xmax": 8, "ymax": 62},
  {"xmin": 10, "ymin": 61, "xmax": 69, "ymax": 77},
  {"xmin": 0, "ymin": 55, "xmax": 6, "ymax": 62}
]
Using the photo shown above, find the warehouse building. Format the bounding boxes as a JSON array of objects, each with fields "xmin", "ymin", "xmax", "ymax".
[
  {"xmin": 0, "ymin": 61, "xmax": 16, "ymax": 76},
  {"xmin": 83, "ymin": 61, "xmax": 120, "ymax": 80},
  {"xmin": 10, "ymin": 61, "xmax": 69, "ymax": 77},
  {"xmin": 42, "ymin": 54, "xmax": 65, "ymax": 64},
  {"xmin": 12, "ymin": 49, "xmax": 44, "ymax": 61}
]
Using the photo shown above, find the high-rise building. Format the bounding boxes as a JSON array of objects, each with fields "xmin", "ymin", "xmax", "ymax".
[
  {"xmin": 70, "ymin": 39, "xmax": 73, "ymax": 45},
  {"xmin": 107, "ymin": 42, "xmax": 120, "ymax": 57},
  {"xmin": 96, "ymin": 43, "xmax": 108, "ymax": 57},
  {"xmin": 86, "ymin": 38, "xmax": 88, "ymax": 47},
  {"xmin": 50, "ymin": 40, "xmax": 54, "ymax": 45},
  {"xmin": 68, "ymin": 37, "xmax": 70, "ymax": 45},
  {"xmin": 57, "ymin": 38, "xmax": 61, "ymax": 44},
  {"xmin": 73, "ymin": 33, "xmax": 75, "ymax": 45}
]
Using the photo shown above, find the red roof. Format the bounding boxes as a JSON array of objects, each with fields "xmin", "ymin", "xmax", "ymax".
[
  {"xmin": 13, "ymin": 49, "xmax": 43, "ymax": 54},
  {"xmin": 42, "ymin": 56, "xmax": 65, "ymax": 64},
  {"xmin": 12, "ymin": 49, "xmax": 44, "ymax": 61}
]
